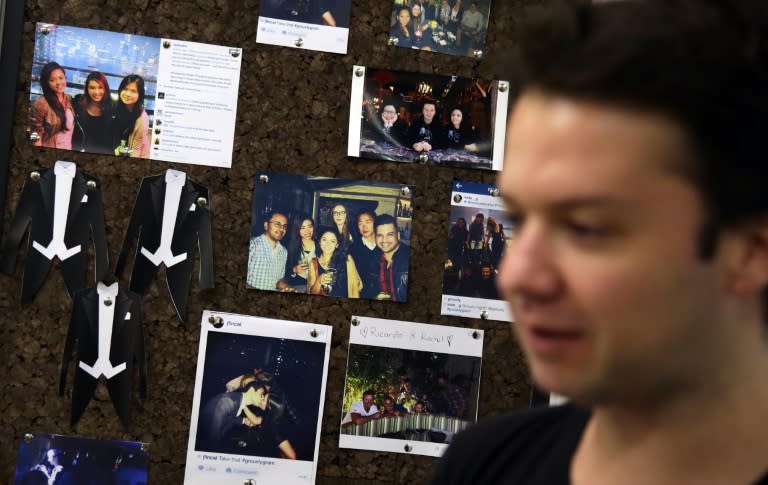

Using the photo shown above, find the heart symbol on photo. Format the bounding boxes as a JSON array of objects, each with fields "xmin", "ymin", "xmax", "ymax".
[{"xmin": 360, "ymin": 326, "xmax": 369, "ymax": 338}]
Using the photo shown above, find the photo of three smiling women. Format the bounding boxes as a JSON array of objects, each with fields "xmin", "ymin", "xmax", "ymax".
[{"xmin": 28, "ymin": 61, "xmax": 151, "ymax": 158}]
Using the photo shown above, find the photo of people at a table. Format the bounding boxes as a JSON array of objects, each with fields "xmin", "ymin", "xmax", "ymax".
[
  {"xmin": 340, "ymin": 344, "xmax": 481, "ymax": 444},
  {"xmin": 246, "ymin": 172, "xmax": 414, "ymax": 302},
  {"xmin": 192, "ymin": 330, "xmax": 327, "ymax": 461},
  {"xmin": 27, "ymin": 23, "xmax": 160, "ymax": 158},
  {"xmin": 351, "ymin": 67, "xmax": 506, "ymax": 170},
  {"xmin": 387, "ymin": 0, "xmax": 491, "ymax": 57}
]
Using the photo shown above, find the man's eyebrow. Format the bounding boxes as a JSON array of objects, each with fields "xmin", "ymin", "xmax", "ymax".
[{"xmin": 502, "ymin": 194, "xmax": 631, "ymax": 211}]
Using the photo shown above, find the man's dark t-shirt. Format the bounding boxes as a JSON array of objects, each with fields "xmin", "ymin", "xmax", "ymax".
[{"xmin": 431, "ymin": 404, "xmax": 768, "ymax": 485}]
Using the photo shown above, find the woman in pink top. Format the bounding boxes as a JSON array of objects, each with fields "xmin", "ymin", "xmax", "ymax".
[
  {"xmin": 29, "ymin": 62, "xmax": 75, "ymax": 149},
  {"xmin": 114, "ymin": 74, "xmax": 150, "ymax": 158}
]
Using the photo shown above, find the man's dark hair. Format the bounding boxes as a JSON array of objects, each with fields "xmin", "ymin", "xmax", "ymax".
[
  {"xmin": 374, "ymin": 214, "xmax": 399, "ymax": 231},
  {"xmin": 383, "ymin": 395, "xmax": 394, "ymax": 404},
  {"xmin": 516, "ymin": 0, "xmax": 768, "ymax": 321},
  {"xmin": 264, "ymin": 211, "xmax": 287, "ymax": 224},
  {"xmin": 362, "ymin": 389, "xmax": 375, "ymax": 398}
]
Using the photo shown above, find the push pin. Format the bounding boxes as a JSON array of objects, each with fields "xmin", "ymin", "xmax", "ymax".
[
  {"xmin": 40, "ymin": 25, "xmax": 50, "ymax": 35},
  {"xmin": 244, "ymin": 480, "xmax": 256, "ymax": 485},
  {"xmin": 259, "ymin": 174, "xmax": 269, "ymax": 184},
  {"xmin": 30, "ymin": 171, "xmax": 41, "ymax": 182},
  {"xmin": 196, "ymin": 197, "xmax": 208, "ymax": 207},
  {"xmin": 472, "ymin": 330, "xmax": 481, "ymax": 340},
  {"xmin": 86, "ymin": 180, "xmax": 97, "ymax": 190},
  {"xmin": 473, "ymin": 49, "xmax": 483, "ymax": 59},
  {"xmin": 480, "ymin": 310, "xmax": 489, "ymax": 320},
  {"xmin": 351, "ymin": 317, "xmax": 360, "ymax": 326},
  {"xmin": 24, "ymin": 433, "xmax": 34, "ymax": 444},
  {"xmin": 400, "ymin": 186, "xmax": 411, "ymax": 196},
  {"xmin": 388, "ymin": 36, "xmax": 399, "ymax": 46},
  {"xmin": 230, "ymin": 48, "xmax": 241, "ymax": 58},
  {"xmin": 104, "ymin": 296, "xmax": 113, "ymax": 306},
  {"xmin": 208, "ymin": 315, "xmax": 224, "ymax": 328},
  {"xmin": 310, "ymin": 329, "xmax": 318, "ymax": 338},
  {"xmin": 404, "ymin": 444, "xmax": 413, "ymax": 452},
  {"xmin": 140, "ymin": 443, "xmax": 150, "ymax": 452},
  {"xmin": 355, "ymin": 67, "xmax": 365, "ymax": 77},
  {"xmin": 489, "ymin": 187, "xmax": 500, "ymax": 197},
  {"xmin": 418, "ymin": 153, "xmax": 429, "ymax": 163},
  {"xmin": 295, "ymin": 38, "xmax": 304, "ymax": 48},
  {"xmin": 238, "ymin": 440, "xmax": 247, "ymax": 448},
  {"xmin": 28, "ymin": 132, "xmax": 40, "ymax": 143},
  {"xmin": 498, "ymin": 81, "xmax": 508, "ymax": 93},
  {"xmin": 163, "ymin": 40, "xmax": 171, "ymax": 48}
]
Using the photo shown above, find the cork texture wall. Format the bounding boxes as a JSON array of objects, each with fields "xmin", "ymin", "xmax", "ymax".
[{"xmin": 0, "ymin": 1, "xmax": 536, "ymax": 483}]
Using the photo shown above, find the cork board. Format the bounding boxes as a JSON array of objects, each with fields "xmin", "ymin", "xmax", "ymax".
[{"xmin": 0, "ymin": 1, "xmax": 534, "ymax": 483}]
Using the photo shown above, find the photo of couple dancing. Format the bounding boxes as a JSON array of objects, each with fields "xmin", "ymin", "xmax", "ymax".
[{"xmin": 194, "ymin": 332, "xmax": 327, "ymax": 461}]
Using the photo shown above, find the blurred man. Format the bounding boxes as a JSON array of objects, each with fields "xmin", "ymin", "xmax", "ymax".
[
  {"xmin": 344, "ymin": 389, "xmax": 380, "ymax": 425},
  {"xmin": 408, "ymin": 100, "xmax": 439, "ymax": 152},
  {"xmin": 433, "ymin": 1, "xmax": 768, "ymax": 484},
  {"xmin": 349, "ymin": 210, "xmax": 382, "ymax": 298}
]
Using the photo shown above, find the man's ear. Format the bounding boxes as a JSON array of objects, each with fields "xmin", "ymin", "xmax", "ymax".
[{"xmin": 722, "ymin": 217, "xmax": 768, "ymax": 295}]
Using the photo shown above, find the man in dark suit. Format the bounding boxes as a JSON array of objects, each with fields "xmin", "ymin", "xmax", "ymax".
[
  {"xmin": 115, "ymin": 169, "xmax": 213, "ymax": 322},
  {"xmin": 0, "ymin": 161, "xmax": 108, "ymax": 305},
  {"xmin": 60, "ymin": 282, "xmax": 146, "ymax": 426}
]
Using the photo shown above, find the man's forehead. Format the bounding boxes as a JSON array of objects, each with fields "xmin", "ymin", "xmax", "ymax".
[
  {"xmin": 270, "ymin": 214, "xmax": 287, "ymax": 222},
  {"xmin": 501, "ymin": 91, "xmax": 695, "ymax": 203},
  {"xmin": 376, "ymin": 223, "xmax": 396, "ymax": 234}
]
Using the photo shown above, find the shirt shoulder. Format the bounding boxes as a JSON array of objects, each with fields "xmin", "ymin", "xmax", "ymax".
[{"xmin": 431, "ymin": 404, "xmax": 590, "ymax": 485}]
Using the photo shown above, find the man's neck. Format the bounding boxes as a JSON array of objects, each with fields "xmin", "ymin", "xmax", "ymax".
[
  {"xmin": 263, "ymin": 234, "xmax": 278, "ymax": 248},
  {"xmin": 572, "ymin": 334, "xmax": 768, "ymax": 485}
]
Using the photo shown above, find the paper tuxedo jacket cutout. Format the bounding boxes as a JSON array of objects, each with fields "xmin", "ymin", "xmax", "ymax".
[
  {"xmin": 0, "ymin": 161, "xmax": 108, "ymax": 305},
  {"xmin": 60, "ymin": 282, "xmax": 146, "ymax": 427},
  {"xmin": 115, "ymin": 169, "xmax": 214, "ymax": 321}
]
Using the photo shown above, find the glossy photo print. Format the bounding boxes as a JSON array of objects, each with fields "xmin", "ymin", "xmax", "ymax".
[
  {"xmin": 339, "ymin": 316, "xmax": 484, "ymax": 457},
  {"xmin": 441, "ymin": 179, "xmax": 513, "ymax": 322},
  {"xmin": 28, "ymin": 23, "xmax": 241, "ymax": 167},
  {"xmin": 246, "ymin": 171, "xmax": 414, "ymax": 302},
  {"xmin": 387, "ymin": 0, "xmax": 492, "ymax": 58},
  {"xmin": 185, "ymin": 311, "xmax": 332, "ymax": 485},
  {"xmin": 348, "ymin": 66, "xmax": 509, "ymax": 171},
  {"xmin": 257, "ymin": 0, "xmax": 352, "ymax": 54},
  {"xmin": 14, "ymin": 433, "xmax": 149, "ymax": 485}
]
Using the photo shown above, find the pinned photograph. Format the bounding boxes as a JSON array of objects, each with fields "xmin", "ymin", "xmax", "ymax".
[
  {"xmin": 339, "ymin": 316, "xmax": 484, "ymax": 457},
  {"xmin": 257, "ymin": 0, "xmax": 352, "ymax": 54},
  {"xmin": 348, "ymin": 66, "xmax": 509, "ymax": 171},
  {"xmin": 28, "ymin": 23, "xmax": 241, "ymax": 167},
  {"xmin": 387, "ymin": 0, "xmax": 492, "ymax": 58},
  {"xmin": 185, "ymin": 311, "xmax": 332, "ymax": 484},
  {"xmin": 441, "ymin": 179, "xmax": 513, "ymax": 321},
  {"xmin": 246, "ymin": 171, "xmax": 414, "ymax": 302},
  {"xmin": 14, "ymin": 433, "xmax": 148, "ymax": 485}
]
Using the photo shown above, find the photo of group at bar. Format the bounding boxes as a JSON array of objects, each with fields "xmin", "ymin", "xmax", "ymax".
[
  {"xmin": 350, "ymin": 67, "xmax": 507, "ymax": 170},
  {"xmin": 387, "ymin": 0, "xmax": 491, "ymax": 57},
  {"xmin": 27, "ymin": 23, "xmax": 160, "ymax": 158},
  {"xmin": 246, "ymin": 172, "xmax": 414, "ymax": 302}
]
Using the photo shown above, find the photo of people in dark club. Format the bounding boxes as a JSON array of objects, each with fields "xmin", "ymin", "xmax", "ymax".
[
  {"xmin": 352, "ymin": 67, "xmax": 506, "ymax": 170},
  {"xmin": 193, "ymin": 330, "xmax": 328, "ymax": 461},
  {"xmin": 27, "ymin": 23, "xmax": 160, "ymax": 158},
  {"xmin": 14, "ymin": 434, "xmax": 148, "ymax": 485},
  {"xmin": 340, "ymin": 343, "xmax": 481, "ymax": 443},
  {"xmin": 443, "ymin": 205, "xmax": 512, "ymax": 301},
  {"xmin": 246, "ymin": 172, "xmax": 414, "ymax": 302},
  {"xmin": 387, "ymin": 0, "xmax": 492, "ymax": 58}
]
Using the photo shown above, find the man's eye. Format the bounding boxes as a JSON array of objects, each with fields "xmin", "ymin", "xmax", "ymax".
[{"xmin": 566, "ymin": 220, "xmax": 612, "ymax": 238}]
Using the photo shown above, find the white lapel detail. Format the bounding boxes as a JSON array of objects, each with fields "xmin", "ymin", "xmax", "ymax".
[
  {"xmin": 78, "ymin": 282, "xmax": 127, "ymax": 379},
  {"xmin": 32, "ymin": 161, "xmax": 82, "ymax": 261},
  {"xmin": 140, "ymin": 169, "xmax": 189, "ymax": 267}
]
